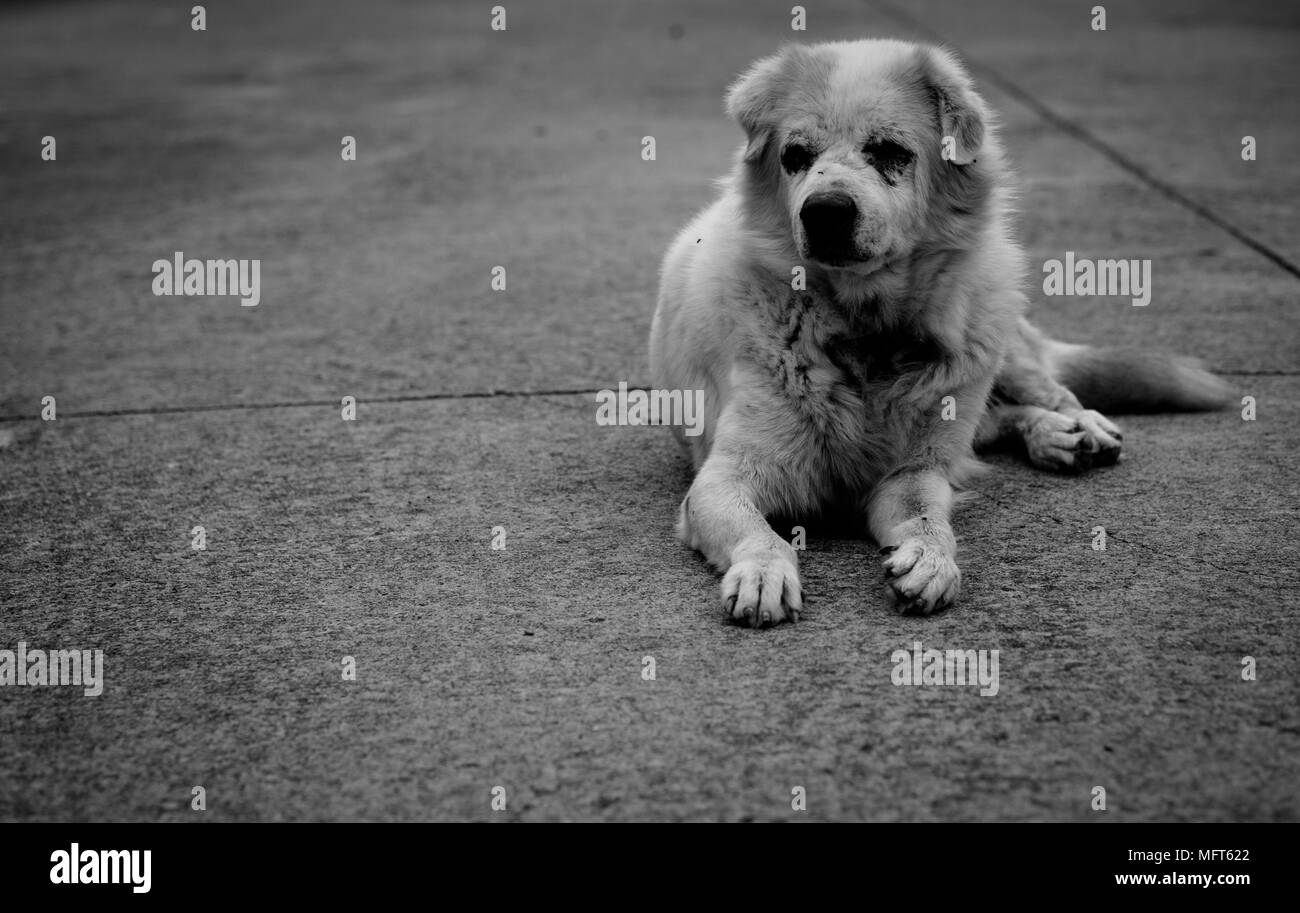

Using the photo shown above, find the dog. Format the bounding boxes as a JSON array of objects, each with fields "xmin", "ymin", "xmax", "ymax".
[{"xmin": 649, "ymin": 39, "xmax": 1231, "ymax": 628}]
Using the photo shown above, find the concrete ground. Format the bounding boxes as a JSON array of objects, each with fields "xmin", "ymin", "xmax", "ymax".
[{"xmin": 1, "ymin": 0, "xmax": 1296, "ymax": 821}]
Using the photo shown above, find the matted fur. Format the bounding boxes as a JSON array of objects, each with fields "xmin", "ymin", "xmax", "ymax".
[{"xmin": 649, "ymin": 39, "xmax": 1231, "ymax": 628}]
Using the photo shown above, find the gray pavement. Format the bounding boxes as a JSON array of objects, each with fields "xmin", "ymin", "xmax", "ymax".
[{"xmin": 1, "ymin": 0, "xmax": 1297, "ymax": 821}]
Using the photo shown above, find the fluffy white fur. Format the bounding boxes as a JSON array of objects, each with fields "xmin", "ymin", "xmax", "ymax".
[{"xmin": 650, "ymin": 39, "xmax": 1230, "ymax": 627}]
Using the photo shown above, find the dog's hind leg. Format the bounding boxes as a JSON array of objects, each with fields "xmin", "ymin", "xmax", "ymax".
[
  {"xmin": 993, "ymin": 319, "xmax": 1124, "ymax": 471},
  {"xmin": 976, "ymin": 403, "xmax": 1118, "ymax": 472}
]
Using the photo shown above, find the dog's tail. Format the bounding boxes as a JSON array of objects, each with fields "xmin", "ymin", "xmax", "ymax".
[{"xmin": 1047, "ymin": 341, "xmax": 1235, "ymax": 413}]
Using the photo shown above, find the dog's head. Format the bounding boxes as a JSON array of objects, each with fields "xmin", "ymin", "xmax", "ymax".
[{"xmin": 726, "ymin": 39, "xmax": 1000, "ymax": 274}]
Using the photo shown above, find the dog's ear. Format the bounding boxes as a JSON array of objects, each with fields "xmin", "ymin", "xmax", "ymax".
[
  {"xmin": 725, "ymin": 50, "xmax": 791, "ymax": 164},
  {"xmin": 916, "ymin": 47, "xmax": 985, "ymax": 166}
]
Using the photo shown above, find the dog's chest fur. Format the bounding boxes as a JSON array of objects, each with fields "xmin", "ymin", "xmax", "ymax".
[{"xmin": 747, "ymin": 288, "xmax": 945, "ymax": 499}]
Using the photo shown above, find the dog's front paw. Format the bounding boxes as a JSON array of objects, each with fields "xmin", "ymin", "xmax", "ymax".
[
  {"xmin": 721, "ymin": 555, "xmax": 802, "ymax": 628},
  {"xmin": 880, "ymin": 537, "xmax": 960, "ymax": 615},
  {"xmin": 1025, "ymin": 409, "xmax": 1121, "ymax": 472}
]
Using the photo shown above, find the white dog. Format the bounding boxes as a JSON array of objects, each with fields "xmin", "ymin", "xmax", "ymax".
[{"xmin": 650, "ymin": 39, "xmax": 1230, "ymax": 627}]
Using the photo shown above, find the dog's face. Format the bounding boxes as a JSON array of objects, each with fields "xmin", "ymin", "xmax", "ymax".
[{"xmin": 726, "ymin": 40, "xmax": 995, "ymax": 275}]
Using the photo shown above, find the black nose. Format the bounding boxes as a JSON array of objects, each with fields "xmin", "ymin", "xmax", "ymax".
[{"xmin": 800, "ymin": 192, "xmax": 858, "ymax": 263}]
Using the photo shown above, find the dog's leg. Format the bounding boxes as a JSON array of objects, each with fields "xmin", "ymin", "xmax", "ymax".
[
  {"xmin": 866, "ymin": 369, "xmax": 998, "ymax": 615},
  {"xmin": 992, "ymin": 389, "xmax": 1123, "ymax": 472},
  {"xmin": 679, "ymin": 454, "xmax": 802, "ymax": 628},
  {"xmin": 976, "ymin": 403, "xmax": 1117, "ymax": 472},
  {"xmin": 997, "ymin": 320, "xmax": 1123, "ymax": 471},
  {"xmin": 868, "ymin": 468, "xmax": 961, "ymax": 615}
]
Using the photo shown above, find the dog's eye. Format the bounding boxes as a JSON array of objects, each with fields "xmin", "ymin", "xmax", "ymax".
[
  {"xmin": 780, "ymin": 143, "xmax": 815, "ymax": 174},
  {"xmin": 863, "ymin": 140, "xmax": 914, "ymax": 177}
]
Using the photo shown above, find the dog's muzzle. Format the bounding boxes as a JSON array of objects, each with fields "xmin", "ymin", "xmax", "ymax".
[{"xmin": 799, "ymin": 191, "xmax": 858, "ymax": 264}]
